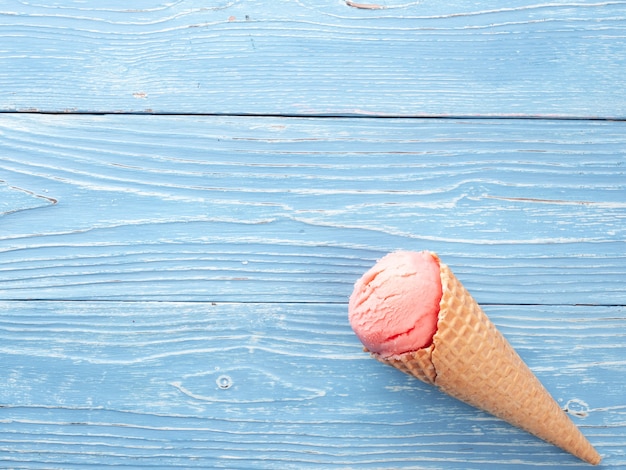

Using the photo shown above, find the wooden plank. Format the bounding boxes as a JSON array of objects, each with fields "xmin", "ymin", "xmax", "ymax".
[
  {"xmin": 1, "ymin": 1, "xmax": 626, "ymax": 117},
  {"xmin": 1, "ymin": 114, "xmax": 624, "ymax": 304},
  {"xmin": 0, "ymin": 300, "xmax": 623, "ymax": 468}
]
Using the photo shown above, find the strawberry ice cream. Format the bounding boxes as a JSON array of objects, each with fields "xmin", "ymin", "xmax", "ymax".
[
  {"xmin": 348, "ymin": 251, "xmax": 442, "ymax": 358},
  {"xmin": 347, "ymin": 250, "xmax": 601, "ymax": 465}
]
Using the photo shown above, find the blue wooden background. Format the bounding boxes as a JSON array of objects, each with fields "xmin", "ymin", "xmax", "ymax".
[{"xmin": 1, "ymin": 1, "xmax": 625, "ymax": 468}]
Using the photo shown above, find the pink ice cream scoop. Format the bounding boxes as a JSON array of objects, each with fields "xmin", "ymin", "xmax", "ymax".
[{"xmin": 348, "ymin": 251, "xmax": 442, "ymax": 358}]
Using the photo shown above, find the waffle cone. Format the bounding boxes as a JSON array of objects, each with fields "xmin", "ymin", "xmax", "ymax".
[{"xmin": 372, "ymin": 256, "xmax": 601, "ymax": 465}]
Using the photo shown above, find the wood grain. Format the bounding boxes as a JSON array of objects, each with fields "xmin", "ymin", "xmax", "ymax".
[
  {"xmin": 1, "ymin": 114, "xmax": 624, "ymax": 305},
  {"xmin": 0, "ymin": 181, "xmax": 57, "ymax": 216},
  {"xmin": 1, "ymin": 1, "xmax": 625, "ymax": 117},
  {"xmin": 2, "ymin": 0, "xmax": 624, "ymax": 467},
  {"xmin": 0, "ymin": 300, "xmax": 623, "ymax": 468}
]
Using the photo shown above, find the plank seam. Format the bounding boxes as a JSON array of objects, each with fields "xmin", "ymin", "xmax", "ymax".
[{"xmin": 2, "ymin": 110, "xmax": 625, "ymax": 122}]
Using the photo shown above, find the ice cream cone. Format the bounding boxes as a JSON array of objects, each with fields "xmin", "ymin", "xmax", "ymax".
[{"xmin": 371, "ymin": 256, "xmax": 601, "ymax": 465}]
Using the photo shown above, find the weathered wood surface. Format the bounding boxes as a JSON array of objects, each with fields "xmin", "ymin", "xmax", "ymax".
[
  {"xmin": 1, "ymin": 301, "xmax": 623, "ymax": 469},
  {"xmin": 1, "ymin": 114, "xmax": 625, "ymax": 467},
  {"xmin": 2, "ymin": 0, "xmax": 626, "ymax": 467},
  {"xmin": 1, "ymin": 114, "xmax": 624, "ymax": 305},
  {"xmin": 1, "ymin": 0, "xmax": 626, "ymax": 117}
]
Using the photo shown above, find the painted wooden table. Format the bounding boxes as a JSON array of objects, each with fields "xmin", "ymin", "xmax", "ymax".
[{"xmin": 1, "ymin": 1, "xmax": 625, "ymax": 468}]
